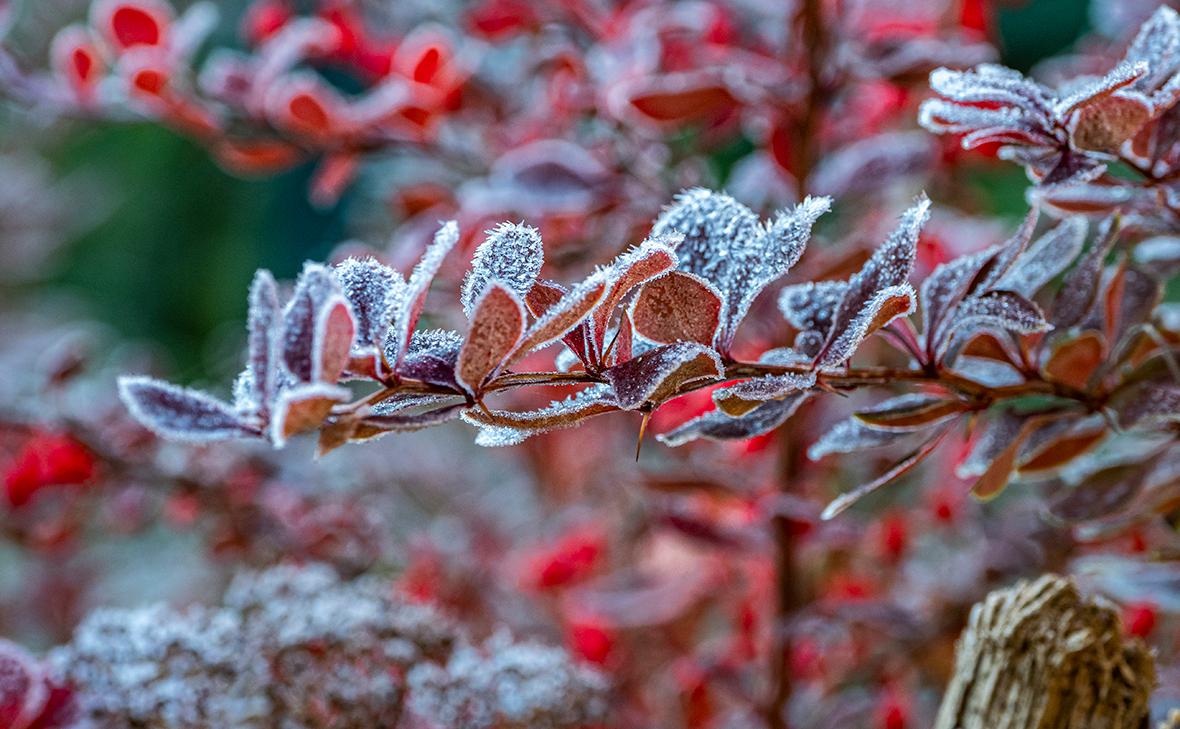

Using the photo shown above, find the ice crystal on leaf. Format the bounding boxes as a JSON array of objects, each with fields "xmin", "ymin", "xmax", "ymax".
[
  {"xmin": 388, "ymin": 220, "xmax": 460, "ymax": 370},
  {"xmin": 656, "ymin": 392, "xmax": 813, "ymax": 446},
  {"xmin": 814, "ymin": 196, "xmax": 929, "ymax": 367},
  {"xmin": 333, "ymin": 256, "xmax": 403, "ymax": 356},
  {"xmin": 603, "ymin": 341, "xmax": 723, "ymax": 410},
  {"xmin": 650, "ymin": 188, "xmax": 830, "ymax": 351},
  {"xmin": 118, "ymin": 377, "xmax": 260, "ymax": 441},
  {"xmin": 461, "ymin": 222, "xmax": 544, "ymax": 318}
]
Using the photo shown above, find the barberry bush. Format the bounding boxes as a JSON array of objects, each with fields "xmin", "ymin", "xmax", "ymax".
[{"xmin": 1, "ymin": 0, "xmax": 1180, "ymax": 727}]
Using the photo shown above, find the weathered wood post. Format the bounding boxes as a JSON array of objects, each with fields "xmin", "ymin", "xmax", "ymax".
[{"xmin": 935, "ymin": 574, "xmax": 1156, "ymax": 729}]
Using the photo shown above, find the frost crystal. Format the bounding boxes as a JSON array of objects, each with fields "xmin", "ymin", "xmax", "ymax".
[
  {"xmin": 334, "ymin": 256, "xmax": 404, "ymax": 352},
  {"xmin": 118, "ymin": 376, "xmax": 258, "ymax": 442},
  {"xmin": 657, "ymin": 392, "xmax": 812, "ymax": 446},
  {"xmin": 406, "ymin": 632, "xmax": 609, "ymax": 729},
  {"xmin": 461, "ymin": 222, "xmax": 544, "ymax": 317},
  {"xmin": 53, "ymin": 564, "xmax": 603, "ymax": 729},
  {"xmin": 994, "ymin": 217, "xmax": 1087, "ymax": 298},
  {"xmin": 389, "ymin": 220, "xmax": 460, "ymax": 368},
  {"xmin": 651, "ymin": 188, "xmax": 829, "ymax": 349}
]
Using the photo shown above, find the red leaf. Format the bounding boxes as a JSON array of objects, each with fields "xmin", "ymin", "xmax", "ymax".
[
  {"xmin": 509, "ymin": 273, "xmax": 606, "ymax": 365},
  {"xmin": 589, "ymin": 240, "xmax": 678, "ymax": 361},
  {"xmin": 94, "ymin": 0, "xmax": 172, "ymax": 51},
  {"xmin": 854, "ymin": 394, "xmax": 970, "ymax": 430},
  {"xmin": 629, "ymin": 271, "xmax": 722, "ymax": 346},
  {"xmin": 390, "ymin": 221, "xmax": 460, "ymax": 370},
  {"xmin": 455, "ymin": 283, "xmax": 526, "ymax": 395}
]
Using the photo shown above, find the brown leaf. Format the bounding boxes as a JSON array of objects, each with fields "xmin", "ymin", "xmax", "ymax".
[
  {"xmin": 630, "ymin": 271, "xmax": 722, "ymax": 346},
  {"xmin": 455, "ymin": 283, "xmax": 526, "ymax": 396},
  {"xmin": 972, "ymin": 414, "xmax": 1059, "ymax": 500},
  {"xmin": 1043, "ymin": 331, "xmax": 1105, "ymax": 390},
  {"xmin": 1018, "ymin": 424, "xmax": 1106, "ymax": 473},
  {"xmin": 271, "ymin": 383, "xmax": 350, "ymax": 446},
  {"xmin": 1071, "ymin": 93, "xmax": 1152, "ymax": 154}
]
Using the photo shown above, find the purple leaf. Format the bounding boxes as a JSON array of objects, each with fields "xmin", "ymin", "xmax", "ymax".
[
  {"xmin": 807, "ymin": 416, "xmax": 916, "ymax": 461},
  {"xmin": 460, "ymin": 222, "xmax": 544, "ymax": 317},
  {"xmin": 281, "ymin": 263, "xmax": 356, "ymax": 383},
  {"xmin": 657, "ymin": 392, "xmax": 812, "ymax": 446},
  {"xmin": 119, "ymin": 376, "xmax": 260, "ymax": 442},
  {"xmin": 994, "ymin": 217, "xmax": 1087, "ymax": 298},
  {"xmin": 603, "ymin": 342, "xmax": 723, "ymax": 410},
  {"xmin": 942, "ymin": 290, "xmax": 1051, "ymax": 355},
  {"xmin": 815, "ymin": 196, "xmax": 929, "ymax": 366},
  {"xmin": 399, "ymin": 329, "xmax": 463, "ymax": 388}
]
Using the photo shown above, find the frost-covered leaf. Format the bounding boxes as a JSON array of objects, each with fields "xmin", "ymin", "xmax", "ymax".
[
  {"xmin": 713, "ymin": 371, "xmax": 816, "ymax": 417},
  {"xmin": 334, "ymin": 257, "xmax": 403, "ymax": 353},
  {"xmin": 119, "ymin": 376, "xmax": 260, "ymax": 441},
  {"xmin": 461, "ymin": 222, "xmax": 543, "ymax": 317},
  {"xmin": 1123, "ymin": 6, "xmax": 1180, "ymax": 92},
  {"xmin": 657, "ymin": 392, "xmax": 812, "ymax": 446},
  {"xmin": 455, "ymin": 282, "xmax": 526, "ymax": 396},
  {"xmin": 1069, "ymin": 90, "xmax": 1152, "ymax": 153},
  {"xmin": 971, "ymin": 414, "xmax": 1059, "ymax": 500},
  {"xmin": 854, "ymin": 393, "xmax": 969, "ymax": 430},
  {"xmin": 821, "ymin": 430, "xmax": 948, "ymax": 519},
  {"xmin": 778, "ymin": 281, "xmax": 847, "ymax": 333},
  {"xmin": 389, "ymin": 221, "xmax": 460, "ymax": 370},
  {"xmin": 630, "ymin": 271, "xmax": 723, "ymax": 346},
  {"xmin": 352, "ymin": 403, "xmax": 466, "ymax": 441},
  {"xmin": 603, "ymin": 342, "xmax": 723, "ymax": 410},
  {"xmin": 281, "ymin": 263, "xmax": 355, "ymax": 384},
  {"xmin": 815, "ymin": 196, "xmax": 929, "ymax": 366},
  {"xmin": 243, "ymin": 269, "xmax": 280, "ymax": 417},
  {"xmin": 807, "ymin": 415, "xmax": 915, "ymax": 461},
  {"xmin": 463, "ymin": 385, "xmax": 620, "ymax": 446},
  {"xmin": 508, "ymin": 272, "xmax": 607, "ymax": 365},
  {"xmin": 1055, "ymin": 61, "xmax": 1147, "ymax": 118},
  {"xmin": 920, "ymin": 249, "xmax": 999, "ymax": 353},
  {"xmin": 1051, "ymin": 218, "xmax": 1118, "ymax": 329},
  {"xmin": 1047, "ymin": 462, "xmax": 1148, "ymax": 523},
  {"xmin": 587, "ymin": 239, "xmax": 678, "ymax": 361},
  {"xmin": 1111, "ymin": 381, "xmax": 1180, "ymax": 428},
  {"xmin": 400, "ymin": 329, "xmax": 463, "ymax": 387},
  {"xmin": 994, "ymin": 217, "xmax": 1087, "ymax": 298},
  {"xmin": 270, "ymin": 382, "xmax": 350, "ymax": 447},
  {"xmin": 650, "ymin": 188, "xmax": 829, "ymax": 349},
  {"xmin": 1133, "ymin": 236, "xmax": 1180, "ymax": 274},
  {"xmin": 817, "ymin": 284, "xmax": 917, "ymax": 367},
  {"xmin": 942, "ymin": 290, "xmax": 1051, "ymax": 356}
]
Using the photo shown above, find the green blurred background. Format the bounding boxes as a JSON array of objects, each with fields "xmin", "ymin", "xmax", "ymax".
[{"xmin": 32, "ymin": 0, "xmax": 1093, "ymax": 374}]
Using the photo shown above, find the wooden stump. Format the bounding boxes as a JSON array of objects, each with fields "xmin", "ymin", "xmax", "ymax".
[{"xmin": 934, "ymin": 574, "xmax": 1156, "ymax": 729}]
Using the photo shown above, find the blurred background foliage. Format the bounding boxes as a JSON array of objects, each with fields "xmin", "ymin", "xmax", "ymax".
[{"xmin": 20, "ymin": 0, "xmax": 1093, "ymax": 373}]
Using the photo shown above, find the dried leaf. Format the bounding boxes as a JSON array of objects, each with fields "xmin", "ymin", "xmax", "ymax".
[
  {"xmin": 630, "ymin": 271, "xmax": 723, "ymax": 346},
  {"xmin": 603, "ymin": 342, "xmax": 723, "ymax": 410},
  {"xmin": 119, "ymin": 376, "xmax": 259, "ymax": 441},
  {"xmin": 455, "ymin": 282, "xmax": 526, "ymax": 396}
]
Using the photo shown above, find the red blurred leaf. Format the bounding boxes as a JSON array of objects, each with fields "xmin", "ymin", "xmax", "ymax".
[
  {"xmin": 822, "ymin": 429, "xmax": 949, "ymax": 519},
  {"xmin": 1043, "ymin": 331, "xmax": 1104, "ymax": 390}
]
